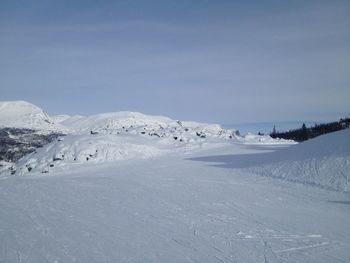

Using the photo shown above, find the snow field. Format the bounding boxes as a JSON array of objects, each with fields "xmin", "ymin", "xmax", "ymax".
[
  {"xmin": 0, "ymin": 146, "xmax": 349, "ymax": 262},
  {"xmin": 0, "ymin": 101, "xmax": 349, "ymax": 262}
]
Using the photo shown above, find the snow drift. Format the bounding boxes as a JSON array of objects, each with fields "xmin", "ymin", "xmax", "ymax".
[
  {"xmin": 251, "ymin": 129, "xmax": 350, "ymax": 192},
  {"xmin": 190, "ymin": 129, "xmax": 349, "ymax": 192}
]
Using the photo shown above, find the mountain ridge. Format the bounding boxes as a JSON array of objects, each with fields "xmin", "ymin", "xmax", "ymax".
[
  {"xmin": 0, "ymin": 100, "xmax": 291, "ymax": 177},
  {"xmin": 0, "ymin": 100, "xmax": 65, "ymax": 131}
]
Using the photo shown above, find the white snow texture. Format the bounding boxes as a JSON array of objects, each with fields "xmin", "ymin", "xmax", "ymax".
[{"xmin": 0, "ymin": 100, "xmax": 349, "ymax": 263}]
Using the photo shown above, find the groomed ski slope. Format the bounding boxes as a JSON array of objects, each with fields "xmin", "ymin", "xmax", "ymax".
[
  {"xmin": 192, "ymin": 129, "xmax": 350, "ymax": 193},
  {"xmin": 1, "ymin": 131, "xmax": 349, "ymax": 263}
]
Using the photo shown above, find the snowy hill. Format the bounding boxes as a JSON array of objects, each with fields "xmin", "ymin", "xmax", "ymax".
[
  {"xmin": 51, "ymin": 114, "xmax": 71, "ymax": 123},
  {"xmin": 250, "ymin": 129, "xmax": 350, "ymax": 192},
  {"xmin": 0, "ymin": 100, "xmax": 292, "ymax": 176},
  {"xmin": 190, "ymin": 129, "xmax": 350, "ymax": 192},
  {"xmin": 60, "ymin": 111, "xmax": 228, "ymax": 136},
  {"xmin": 12, "ymin": 114, "xmax": 241, "ymax": 176},
  {"xmin": 62, "ymin": 112, "xmax": 174, "ymax": 132},
  {"xmin": 0, "ymin": 101, "xmax": 66, "ymax": 131},
  {"xmin": 1, "ymin": 130, "xmax": 349, "ymax": 262},
  {"xmin": 0, "ymin": 101, "xmax": 67, "ymax": 169},
  {"xmin": 1, "ymin": 101, "xmax": 349, "ymax": 262}
]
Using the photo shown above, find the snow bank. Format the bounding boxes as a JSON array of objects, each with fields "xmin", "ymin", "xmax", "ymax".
[
  {"xmin": 251, "ymin": 129, "xmax": 350, "ymax": 192},
  {"xmin": 243, "ymin": 133, "xmax": 296, "ymax": 145},
  {"xmin": 15, "ymin": 133, "xmax": 165, "ymax": 175}
]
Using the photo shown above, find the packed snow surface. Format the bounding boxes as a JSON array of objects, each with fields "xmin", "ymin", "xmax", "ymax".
[
  {"xmin": 253, "ymin": 129, "xmax": 350, "ymax": 192},
  {"xmin": 193, "ymin": 129, "xmax": 350, "ymax": 193},
  {"xmin": 1, "ymin": 141, "xmax": 349, "ymax": 262},
  {"xmin": 1, "ymin": 101, "xmax": 349, "ymax": 262}
]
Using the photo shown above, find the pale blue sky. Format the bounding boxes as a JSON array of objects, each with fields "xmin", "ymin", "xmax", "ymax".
[{"xmin": 1, "ymin": 0, "xmax": 349, "ymax": 124}]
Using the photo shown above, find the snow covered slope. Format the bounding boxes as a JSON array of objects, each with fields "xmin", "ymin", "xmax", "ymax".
[
  {"xmin": 62, "ymin": 112, "xmax": 174, "ymax": 132},
  {"xmin": 60, "ymin": 112, "xmax": 228, "ymax": 136},
  {"xmin": 0, "ymin": 101, "xmax": 349, "ymax": 262},
  {"xmin": 0, "ymin": 101, "xmax": 65, "ymax": 131},
  {"xmin": 10, "ymin": 112, "xmax": 294, "ymax": 176},
  {"xmin": 251, "ymin": 129, "xmax": 350, "ymax": 192},
  {"xmin": 51, "ymin": 114, "xmax": 71, "ymax": 123},
  {"xmin": 190, "ymin": 129, "xmax": 350, "ymax": 192},
  {"xmin": 0, "ymin": 100, "xmax": 293, "ymax": 177},
  {"xmin": 205, "ymin": 129, "xmax": 350, "ymax": 192},
  {"xmin": 1, "ymin": 143, "xmax": 349, "ymax": 263},
  {"xmin": 12, "ymin": 119, "xmax": 241, "ymax": 176}
]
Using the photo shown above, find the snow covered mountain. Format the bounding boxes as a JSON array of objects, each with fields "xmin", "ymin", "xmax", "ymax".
[
  {"xmin": 7, "ymin": 110, "xmax": 242, "ymax": 176},
  {"xmin": 51, "ymin": 114, "xmax": 71, "ymax": 123},
  {"xmin": 1, "ymin": 101, "xmax": 349, "ymax": 263},
  {"xmin": 0, "ymin": 101, "xmax": 67, "ymax": 170},
  {"xmin": 0, "ymin": 101, "xmax": 65, "ymax": 131},
  {"xmin": 1, "ymin": 100, "xmax": 291, "ymax": 176},
  {"xmin": 2, "ymin": 100, "xmax": 347, "ymax": 192}
]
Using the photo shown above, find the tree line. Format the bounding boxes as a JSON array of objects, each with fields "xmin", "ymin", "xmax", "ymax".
[{"xmin": 269, "ymin": 117, "xmax": 350, "ymax": 142}]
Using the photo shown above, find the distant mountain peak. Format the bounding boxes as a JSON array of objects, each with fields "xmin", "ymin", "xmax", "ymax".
[{"xmin": 0, "ymin": 100, "xmax": 63, "ymax": 130}]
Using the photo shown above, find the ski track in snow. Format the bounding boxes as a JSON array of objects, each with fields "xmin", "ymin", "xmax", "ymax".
[
  {"xmin": 0, "ymin": 101, "xmax": 349, "ymax": 262},
  {"xmin": 1, "ymin": 145, "xmax": 350, "ymax": 263}
]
